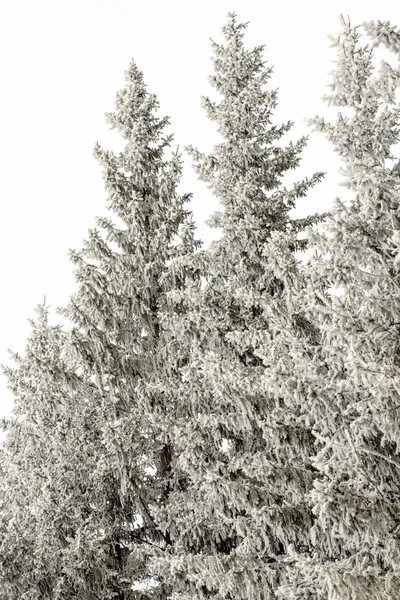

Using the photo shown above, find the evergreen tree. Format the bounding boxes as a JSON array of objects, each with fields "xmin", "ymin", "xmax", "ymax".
[
  {"xmin": 60, "ymin": 60, "xmax": 199, "ymax": 599},
  {"xmin": 0, "ymin": 62, "xmax": 199, "ymax": 599},
  {"xmin": 153, "ymin": 13, "xmax": 324, "ymax": 599},
  {"xmin": 0, "ymin": 305, "xmax": 120, "ymax": 599},
  {"xmin": 286, "ymin": 17, "xmax": 400, "ymax": 600}
]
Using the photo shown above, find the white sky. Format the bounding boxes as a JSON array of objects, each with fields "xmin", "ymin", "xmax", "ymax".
[{"xmin": 0, "ymin": 0, "xmax": 398, "ymax": 417}]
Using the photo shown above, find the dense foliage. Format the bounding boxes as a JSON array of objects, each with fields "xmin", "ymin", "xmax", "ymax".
[
  {"xmin": 153, "ymin": 14, "xmax": 324, "ymax": 600},
  {"xmin": 285, "ymin": 17, "xmax": 400, "ymax": 600},
  {"xmin": 1, "ymin": 13, "xmax": 399, "ymax": 600}
]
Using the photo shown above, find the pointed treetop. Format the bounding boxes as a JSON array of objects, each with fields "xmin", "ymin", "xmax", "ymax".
[
  {"xmin": 206, "ymin": 13, "xmax": 271, "ymax": 123},
  {"xmin": 186, "ymin": 13, "xmax": 323, "ymax": 243},
  {"xmin": 103, "ymin": 58, "xmax": 170, "ymax": 144}
]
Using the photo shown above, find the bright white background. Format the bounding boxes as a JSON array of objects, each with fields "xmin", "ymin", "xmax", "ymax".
[{"xmin": 0, "ymin": 0, "xmax": 398, "ymax": 417}]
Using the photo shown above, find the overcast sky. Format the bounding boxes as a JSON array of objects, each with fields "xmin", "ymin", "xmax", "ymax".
[{"xmin": 0, "ymin": 0, "xmax": 398, "ymax": 417}]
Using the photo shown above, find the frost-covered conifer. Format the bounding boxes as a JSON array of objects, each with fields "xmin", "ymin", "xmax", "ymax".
[
  {"xmin": 0, "ymin": 61, "xmax": 198, "ymax": 599},
  {"xmin": 59, "ymin": 60, "xmax": 199, "ymax": 599},
  {"xmin": 0, "ymin": 305, "xmax": 123, "ymax": 599},
  {"xmin": 286, "ymin": 17, "xmax": 400, "ymax": 600},
  {"xmin": 153, "ymin": 14, "xmax": 324, "ymax": 599}
]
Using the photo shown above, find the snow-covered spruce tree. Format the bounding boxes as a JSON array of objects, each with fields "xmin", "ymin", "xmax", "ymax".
[
  {"xmin": 284, "ymin": 17, "xmax": 400, "ymax": 600},
  {"xmin": 0, "ymin": 304, "xmax": 121, "ymax": 599},
  {"xmin": 152, "ymin": 13, "xmax": 324, "ymax": 599},
  {"xmin": 57, "ymin": 60, "xmax": 199, "ymax": 599},
  {"xmin": 0, "ymin": 62, "xmax": 198, "ymax": 599}
]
